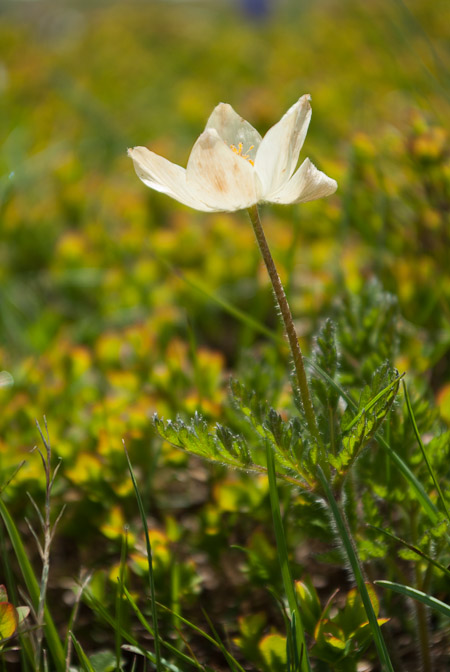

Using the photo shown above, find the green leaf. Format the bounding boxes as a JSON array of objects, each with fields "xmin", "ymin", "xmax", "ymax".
[
  {"xmin": 231, "ymin": 380, "xmax": 316, "ymax": 487},
  {"xmin": 334, "ymin": 409, "xmax": 368, "ymax": 472},
  {"xmin": 0, "ymin": 602, "xmax": 18, "ymax": 640},
  {"xmin": 312, "ymin": 619, "xmax": 348, "ymax": 663},
  {"xmin": 403, "ymin": 381, "xmax": 450, "ymax": 523},
  {"xmin": 122, "ymin": 583, "xmax": 231, "ymax": 671},
  {"xmin": 371, "ymin": 525, "xmax": 450, "ymax": 578},
  {"xmin": 311, "ymin": 319, "xmax": 340, "ymax": 417},
  {"xmin": 265, "ymin": 443, "xmax": 312, "ymax": 672},
  {"xmin": 295, "ymin": 578, "xmax": 321, "ymax": 633},
  {"xmin": 125, "ymin": 448, "xmax": 162, "ymax": 672},
  {"xmin": 121, "ymin": 645, "xmax": 193, "ymax": 672},
  {"xmin": 89, "ymin": 650, "xmax": 119, "ymax": 672},
  {"xmin": 338, "ymin": 280, "xmax": 399, "ymax": 382},
  {"xmin": 15, "ymin": 606, "xmax": 29, "ymax": 627},
  {"xmin": 314, "ymin": 319, "xmax": 338, "ymax": 380},
  {"xmin": 341, "ymin": 583, "xmax": 380, "ymax": 636},
  {"xmin": 317, "ymin": 468, "xmax": 395, "ymax": 672},
  {"xmin": 259, "ymin": 633, "xmax": 287, "ymax": 672},
  {"xmin": 154, "ymin": 412, "xmax": 251, "ymax": 471},
  {"xmin": 0, "ymin": 497, "xmax": 65, "ymax": 671},
  {"xmin": 342, "ymin": 367, "xmax": 402, "ymax": 434},
  {"xmin": 334, "ymin": 367, "xmax": 401, "ymax": 478},
  {"xmin": 70, "ymin": 631, "xmax": 96, "ymax": 672},
  {"xmin": 376, "ymin": 580, "xmax": 450, "ymax": 619}
]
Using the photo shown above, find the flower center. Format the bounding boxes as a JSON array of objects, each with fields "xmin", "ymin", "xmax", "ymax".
[{"xmin": 230, "ymin": 142, "xmax": 254, "ymax": 166}]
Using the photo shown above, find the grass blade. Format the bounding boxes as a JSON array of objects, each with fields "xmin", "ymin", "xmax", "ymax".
[
  {"xmin": 308, "ymin": 360, "xmax": 439, "ymax": 524},
  {"xmin": 86, "ymin": 585, "xmax": 214, "ymax": 672},
  {"xmin": 124, "ymin": 444, "xmax": 162, "ymax": 672},
  {"xmin": 403, "ymin": 380, "xmax": 450, "ymax": 523},
  {"xmin": 155, "ymin": 254, "xmax": 281, "ymax": 345},
  {"xmin": 342, "ymin": 372, "xmax": 404, "ymax": 432},
  {"xmin": 69, "ymin": 632, "xmax": 95, "ymax": 672},
  {"xmin": 0, "ymin": 523, "xmax": 34, "ymax": 671},
  {"xmin": 83, "ymin": 588, "xmax": 141, "ymax": 648},
  {"xmin": 376, "ymin": 580, "xmax": 450, "ymax": 619},
  {"xmin": 371, "ymin": 525, "xmax": 450, "ymax": 579},
  {"xmin": 0, "ymin": 497, "xmax": 65, "ymax": 671},
  {"xmin": 201, "ymin": 609, "xmax": 247, "ymax": 672},
  {"xmin": 64, "ymin": 571, "xmax": 92, "ymax": 671},
  {"xmin": 375, "ymin": 433, "xmax": 438, "ymax": 524},
  {"xmin": 265, "ymin": 442, "xmax": 312, "ymax": 672},
  {"xmin": 115, "ymin": 528, "xmax": 129, "ymax": 669},
  {"xmin": 316, "ymin": 467, "xmax": 394, "ymax": 672},
  {"xmin": 121, "ymin": 583, "xmax": 206, "ymax": 670}
]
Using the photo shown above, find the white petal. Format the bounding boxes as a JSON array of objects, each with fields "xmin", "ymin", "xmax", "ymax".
[
  {"xmin": 255, "ymin": 94, "xmax": 312, "ymax": 198},
  {"xmin": 268, "ymin": 158, "xmax": 337, "ymax": 204},
  {"xmin": 128, "ymin": 146, "xmax": 215, "ymax": 212},
  {"xmin": 186, "ymin": 129, "xmax": 260, "ymax": 212},
  {"xmin": 206, "ymin": 103, "xmax": 261, "ymax": 163}
]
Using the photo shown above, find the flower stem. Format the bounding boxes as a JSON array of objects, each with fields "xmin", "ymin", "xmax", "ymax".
[{"xmin": 247, "ymin": 205, "xmax": 320, "ymax": 444}]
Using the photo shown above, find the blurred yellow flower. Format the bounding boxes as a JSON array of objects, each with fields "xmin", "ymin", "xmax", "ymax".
[{"xmin": 129, "ymin": 95, "xmax": 337, "ymax": 212}]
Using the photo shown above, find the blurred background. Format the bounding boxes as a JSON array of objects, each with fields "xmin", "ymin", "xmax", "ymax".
[{"xmin": 0, "ymin": 0, "xmax": 449, "ymax": 664}]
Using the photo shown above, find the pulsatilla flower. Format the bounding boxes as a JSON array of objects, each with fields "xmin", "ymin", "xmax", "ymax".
[{"xmin": 128, "ymin": 94, "xmax": 337, "ymax": 212}]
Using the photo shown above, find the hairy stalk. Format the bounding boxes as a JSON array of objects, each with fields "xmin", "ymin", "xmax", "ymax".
[{"xmin": 247, "ymin": 205, "xmax": 321, "ymax": 446}]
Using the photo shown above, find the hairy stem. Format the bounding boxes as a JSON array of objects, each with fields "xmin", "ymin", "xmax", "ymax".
[{"xmin": 247, "ymin": 205, "xmax": 320, "ymax": 444}]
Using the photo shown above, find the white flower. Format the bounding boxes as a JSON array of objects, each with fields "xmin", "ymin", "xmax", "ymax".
[{"xmin": 128, "ymin": 94, "xmax": 337, "ymax": 212}]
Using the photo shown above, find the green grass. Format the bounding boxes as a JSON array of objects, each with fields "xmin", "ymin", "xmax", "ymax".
[{"xmin": 0, "ymin": 1, "xmax": 449, "ymax": 670}]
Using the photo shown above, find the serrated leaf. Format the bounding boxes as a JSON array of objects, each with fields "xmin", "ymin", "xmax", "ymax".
[
  {"xmin": 315, "ymin": 319, "xmax": 338, "ymax": 377},
  {"xmin": 338, "ymin": 411, "xmax": 368, "ymax": 471},
  {"xmin": 229, "ymin": 380, "xmax": 316, "ymax": 488},
  {"xmin": 154, "ymin": 413, "xmax": 251, "ymax": 470},
  {"xmin": 335, "ymin": 368, "xmax": 401, "ymax": 477}
]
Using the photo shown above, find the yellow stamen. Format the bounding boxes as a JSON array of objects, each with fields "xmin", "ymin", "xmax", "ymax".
[{"xmin": 230, "ymin": 142, "xmax": 254, "ymax": 166}]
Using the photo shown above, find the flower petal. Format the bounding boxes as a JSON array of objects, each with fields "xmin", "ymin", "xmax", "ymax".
[
  {"xmin": 186, "ymin": 129, "xmax": 260, "ymax": 211},
  {"xmin": 206, "ymin": 103, "xmax": 262, "ymax": 163},
  {"xmin": 268, "ymin": 158, "xmax": 337, "ymax": 204},
  {"xmin": 128, "ymin": 146, "xmax": 215, "ymax": 212},
  {"xmin": 254, "ymin": 94, "xmax": 312, "ymax": 198}
]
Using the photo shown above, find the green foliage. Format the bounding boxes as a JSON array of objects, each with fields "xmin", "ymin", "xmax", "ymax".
[
  {"xmin": 155, "ymin": 382, "xmax": 320, "ymax": 491},
  {"xmin": 311, "ymin": 319, "xmax": 340, "ymax": 416},
  {"xmin": 0, "ymin": 585, "xmax": 29, "ymax": 645},
  {"xmin": 1, "ymin": 1, "xmax": 450, "ymax": 670},
  {"xmin": 154, "ymin": 412, "xmax": 253, "ymax": 471},
  {"xmin": 376, "ymin": 580, "xmax": 450, "ymax": 621},
  {"xmin": 89, "ymin": 651, "xmax": 119, "ymax": 672},
  {"xmin": 296, "ymin": 579, "xmax": 389, "ymax": 671},
  {"xmin": 337, "ymin": 280, "xmax": 400, "ymax": 385},
  {"xmin": 0, "ymin": 496, "xmax": 65, "ymax": 670},
  {"xmin": 155, "ymin": 360, "xmax": 402, "ymax": 497},
  {"xmin": 331, "ymin": 364, "xmax": 401, "ymax": 481},
  {"xmin": 258, "ymin": 633, "xmax": 287, "ymax": 672}
]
